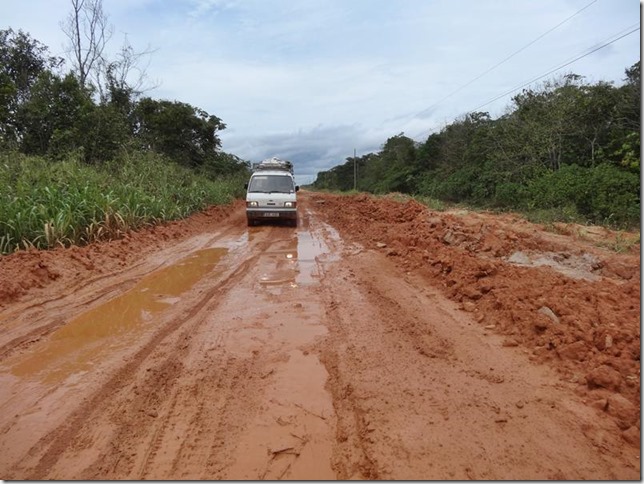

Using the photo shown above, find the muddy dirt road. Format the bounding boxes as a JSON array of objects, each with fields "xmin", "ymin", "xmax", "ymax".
[{"xmin": 0, "ymin": 192, "xmax": 639, "ymax": 480}]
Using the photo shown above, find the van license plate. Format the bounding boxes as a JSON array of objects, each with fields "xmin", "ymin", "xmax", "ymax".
[{"xmin": 264, "ymin": 212, "xmax": 279, "ymax": 217}]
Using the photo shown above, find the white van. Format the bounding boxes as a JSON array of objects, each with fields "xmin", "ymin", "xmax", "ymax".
[{"xmin": 245, "ymin": 157, "xmax": 299, "ymax": 227}]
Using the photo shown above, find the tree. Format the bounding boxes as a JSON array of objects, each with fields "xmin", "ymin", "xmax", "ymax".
[
  {"xmin": 102, "ymin": 35, "xmax": 158, "ymax": 102},
  {"xmin": 570, "ymin": 82, "xmax": 619, "ymax": 165},
  {"xmin": 376, "ymin": 133, "xmax": 417, "ymax": 192},
  {"xmin": 133, "ymin": 98, "xmax": 226, "ymax": 167},
  {"xmin": 610, "ymin": 61, "xmax": 640, "ymax": 170},
  {"xmin": 622, "ymin": 61, "xmax": 640, "ymax": 132},
  {"xmin": 510, "ymin": 81, "xmax": 573, "ymax": 171},
  {"xmin": 61, "ymin": 0, "xmax": 157, "ymax": 102},
  {"xmin": 61, "ymin": 0, "xmax": 112, "ymax": 90},
  {"xmin": 199, "ymin": 152, "xmax": 250, "ymax": 178},
  {"xmin": 416, "ymin": 132, "xmax": 443, "ymax": 172},
  {"xmin": 19, "ymin": 72, "xmax": 93, "ymax": 157},
  {"xmin": 0, "ymin": 29, "xmax": 63, "ymax": 147}
]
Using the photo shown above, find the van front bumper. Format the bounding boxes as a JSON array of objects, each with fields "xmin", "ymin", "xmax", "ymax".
[{"xmin": 246, "ymin": 208, "xmax": 297, "ymax": 220}]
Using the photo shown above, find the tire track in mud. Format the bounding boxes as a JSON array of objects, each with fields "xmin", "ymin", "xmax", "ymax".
[
  {"xmin": 206, "ymin": 214, "xmax": 337, "ymax": 481},
  {"xmin": 0, "ymin": 218, "xmax": 248, "ymax": 356},
  {"xmin": 85, "ymin": 352, "xmax": 262, "ymax": 480},
  {"xmin": 4, "ymin": 231, "xmax": 264, "ymax": 479},
  {"xmin": 313, "ymin": 230, "xmax": 639, "ymax": 480},
  {"xmin": 0, "ymin": 194, "xmax": 639, "ymax": 480},
  {"xmin": 3, "ymin": 215, "xmax": 339, "ymax": 480},
  {"xmin": 317, "ymin": 259, "xmax": 428, "ymax": 479}
]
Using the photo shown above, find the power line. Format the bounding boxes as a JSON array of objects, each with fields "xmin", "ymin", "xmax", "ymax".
[
  {"xmin": 413, "ymin": 0, "xmax": 598, "ymax": 119},
  {"xmin": 468, "ymin": 24, "xmax": 639, "ymax": 113},
  {"xmin": 410, "ymin": 22, "xmax": 639, "ymax": 142}
]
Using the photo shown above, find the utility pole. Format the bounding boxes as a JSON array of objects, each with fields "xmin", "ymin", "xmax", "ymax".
[{"xmin": 353, "ymin": 148, "xmax": 357, "ymax": 191}]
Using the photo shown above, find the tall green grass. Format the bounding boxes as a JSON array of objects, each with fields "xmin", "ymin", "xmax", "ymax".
[{"xmin": 0, "ymin": 151, "xmax": 246, "ymax": 254}]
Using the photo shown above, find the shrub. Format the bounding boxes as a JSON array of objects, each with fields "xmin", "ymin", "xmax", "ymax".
[
  {"xmin": 525, "ymin": 164, "xmax": 639, "ymax": 227},
  {"xmin": 494, "ymin": 182, "xmax": 527, "ymax": 208}
]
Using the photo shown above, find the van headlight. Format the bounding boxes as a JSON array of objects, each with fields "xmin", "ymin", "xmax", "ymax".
[
  {"xmin": 284, "ymin": 201, "xmax": 296, "ymax": 208},
  {"xmin": 247, "ymin": 201, "xmax": 258, "ymax": 207}
]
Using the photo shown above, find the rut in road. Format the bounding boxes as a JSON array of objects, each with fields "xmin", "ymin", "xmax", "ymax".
[
  {"xmin": 0, "ymin": 211, "xmax": 339, "ymax": 479},
  {"xmin": 2, "ymin": 228, "xmax": 261, "ymax": 479},
  {"xmin": 316, "ymin": 250, "xmax": 638, "ymax": 479},
  {"xmin": 0, "ymin": 193, "xmax": 639, "ymax": 480}
]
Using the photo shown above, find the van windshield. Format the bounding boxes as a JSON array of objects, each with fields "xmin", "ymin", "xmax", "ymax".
[{"xmin": 248, "ymin": 175, "xmax": 294, "ymax": 193}]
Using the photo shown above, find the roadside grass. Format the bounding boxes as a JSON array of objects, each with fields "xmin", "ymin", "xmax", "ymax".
[
  {"xmin": 595, "ymin": 231, "xmax": 641, "ymax": 253},
  {"xmin": 522, "ymin": 205, "xmax": 588, "ymax": 227},
  {"xmin": 0, "ymin": 151, "xmax": 246, "ymax": 254},
  {"xmin": 412, "ymin": 195, "xmax": 447, "ymax": 211}
]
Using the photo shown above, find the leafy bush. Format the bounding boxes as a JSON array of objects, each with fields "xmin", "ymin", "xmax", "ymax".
[
  {"xmin": 494, "ymin": 182, "xmax": 527, "ymax": 208},
  {"xmin": 525, "ymin": 164, "xmax": 639, "ymax": 227},
  {"xmin": 417, "ymin": 167, "xmax": 478, "ymax": 202},
  {"xmin": 580, "ymin": 163, "xmax": 640, "ymax": 226},
  {"xmin": 525, "ymin": 164, "xmax": 587, "ymax": 210}
]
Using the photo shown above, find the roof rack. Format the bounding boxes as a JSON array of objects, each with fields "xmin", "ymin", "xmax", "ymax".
[{"xmin": 252, "ymin": 157, "xmax": 294, "ymax": 174}]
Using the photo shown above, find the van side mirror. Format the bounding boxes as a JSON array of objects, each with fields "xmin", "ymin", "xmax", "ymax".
[
  {"xmin": 295, "ymin": 186, "xmax": 300, "ymax": 192},
  {"xmin": 244, "ymin": 183, "xmax": 248, "ymax": 189}
]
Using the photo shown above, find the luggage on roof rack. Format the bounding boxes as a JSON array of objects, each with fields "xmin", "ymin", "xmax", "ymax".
[{"xmin": 251, "ymin": 157, "xmax": 294, "ymax": 174}]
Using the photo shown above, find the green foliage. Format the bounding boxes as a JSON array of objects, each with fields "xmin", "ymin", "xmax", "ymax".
[
  {"xmin": 198, "ymin": 152, "xmax": 250, "ymax": 179},
  {"xmin": 314, "ymin": 63, "xmax": 640, "ymax": 228},
  {"xmin": 0, "ymin": 151, "xmax": 243, "ymax": 253},
  {"xmin": 522, "ymin": 164, "xmax": 639, "ymax": 226},
  {"xmin": 133, "ymin": 98, "xmax": 226, "ymax": 168},
  {"xmin": 0, "ymin": 28, "xmax": 249, "ymax": 254},
  {"xmin": 0, "ymin": 29, "xmax": 63, "ymax": 148},
  {"xmin": 493, "ymin": 182, "xmax": 527, "ymax": 208},
  {"xmin": 613, "ymin": 131, "xmax": 640, "ymax": 171},
  {"xmin": 0, "ymin": 28, "xmax": 236, "ymax": 170},
  {"xmin": 19, "ymin": 72, "xmax": 94, "ymax": 157},
  {"xmin": 419, "ymin": 166, "xmax": 474, "ymax": 202},
  {"xmin": 314, "ymin": 134, "xmax": 420, "ymax": 194}
]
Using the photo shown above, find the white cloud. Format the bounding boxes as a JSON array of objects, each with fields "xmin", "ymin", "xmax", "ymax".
[{"xmin": 0, "ymin": 0, "xmax": 639, "ymax": 179}]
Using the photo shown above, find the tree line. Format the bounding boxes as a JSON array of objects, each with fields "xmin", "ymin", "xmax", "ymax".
[
  {"xmin": 0, "ymin": 23, "xmax": 247, "ymax": 177},
  {"xmin": 313, "ymin": 64, "xmax": 640, "ymax": 227}
]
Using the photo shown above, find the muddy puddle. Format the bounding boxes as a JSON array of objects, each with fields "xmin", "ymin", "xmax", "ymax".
[
  {"xmin": 254, "ymin": 221, "xmax": 336, "ymax": 292},
  {"xmin": 6, "ymin": 248, "xmax": 228, "ymax": 384}
]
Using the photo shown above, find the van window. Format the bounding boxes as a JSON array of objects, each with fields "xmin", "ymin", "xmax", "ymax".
[{"xmin": 248, "ymin": 175, "xmax": 294, "ymax": 193}]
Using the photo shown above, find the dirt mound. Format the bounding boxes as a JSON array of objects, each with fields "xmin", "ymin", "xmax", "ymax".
[
  {"xmin": 311, "ymin": 192, "xmax": 640, "ymax": 434},
  {"xmin": 0, "ymin": 200, "xmax": 244, "ymax": 307}
]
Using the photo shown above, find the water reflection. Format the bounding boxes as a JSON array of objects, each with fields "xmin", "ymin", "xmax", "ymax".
[
  {"xmin": 253, "ymin": 226, "xmax": 332, "ymax": 289},
  {"xmin": 10, "ymin": 248, "xmax": 228, "ymax": 383},
  {"xmin": 258, "ymin": 233, "xmax": 300, "ymax": 287}
]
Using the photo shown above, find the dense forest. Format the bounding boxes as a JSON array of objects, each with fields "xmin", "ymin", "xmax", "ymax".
[
  {"xmin": 313, "ymin": 64, "xmax": 640, "ymax": 227},
  {"xmin": 0, "ymin": 1, "xmax": 249, "ymax": 253}
]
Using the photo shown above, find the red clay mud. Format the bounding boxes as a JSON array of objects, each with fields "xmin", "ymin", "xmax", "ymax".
[{"xmin": 0, "ymin": 191, "xmax": 639, "ymax": 480}]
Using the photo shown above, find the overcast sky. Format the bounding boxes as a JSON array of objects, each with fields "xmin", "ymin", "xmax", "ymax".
[{"xmin": 1, "ymin": 0, "xmax": 639, "ymax": 183}]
